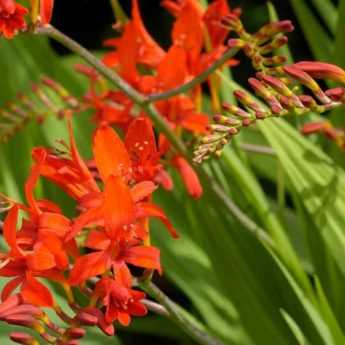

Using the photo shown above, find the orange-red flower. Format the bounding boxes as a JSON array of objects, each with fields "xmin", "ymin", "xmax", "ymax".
[
  {"xmin": 94, "ymin": 274, "xmax": 147, "ymax": 325},
  {"xmin": 0, "ymin": 0, "xmax": 27, "ymax": 39},
  {"xmin": 40, "ymin": 0, "xmax": 54, "ymax": 24}
]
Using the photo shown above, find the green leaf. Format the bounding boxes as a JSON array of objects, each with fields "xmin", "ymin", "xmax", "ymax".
[{"xmin": 289, "ymin": 0, "xmax": 333, "ymax": 61}]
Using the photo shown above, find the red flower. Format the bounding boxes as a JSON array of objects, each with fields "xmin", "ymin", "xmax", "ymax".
[
  {"xmin": 94, "ymin": 275, "xmax": 147, "ymax": 325},
  {"xmin": 40, "ymin": 0, "xmax": 54, "ymax": 24},
  {"xmin": 125, "ymin": 117, "xmax": 173, "ymax": 189},
  {"xmin": 32, "ymin": 118, "xmax": 99, "ymax": 201},
  {"xmin": 172, "ymin": 155, "xmax": 203, "ymax": 199},
  {"xmin": 0, "ymin": 1, "xmax": 27, "ymax": 39},
  {"xmin": 103, "ymin": 0, "xmax": 164, "ymax": 82}
]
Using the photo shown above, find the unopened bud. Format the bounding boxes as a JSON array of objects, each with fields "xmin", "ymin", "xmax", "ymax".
[
  {"xmin": 1, "ymin": 304, "xmax": 43, "ymax": 319},
  {"xmin": 10, "ymin": 332, "xmax": 38, "ymax": 345},
  {"xmin": 221, "ymin": 13, "xmax": 242, "ymax": 31},
  {"xmin": 65, "ymin": 327, "xmax": 86, "ymax": 340},
  {"xmin": 0, "ymin": 294, "xmax": 23, "ymax": 316},
  {"xmin": 325, "ymin": 88, "xmax": 345, "ymax": 102},
  {"xmin": 259, "ymin": 36, "xmax": 289, "ymax": 55},
  {"xmin": 201, "ymin": 134, "xmax": 224, "ymax": 144},
  {"xmin": 213, "ymin": 114, "xmax": 241, "ymax": 126},
  {"xmin": 285, "ymin": 65, "xmax": 331, "ymax": 104},
  {"xmin": 254, "ymin": 20, "xmax": 294, "ymax": 44},
  {"xmin": 233, "ymin": 90, "xmax": 266, "ymax": 117},
  {"xmin": 263, "ymin": 55, "xmax": 287, "ymax": 67},
  {"xmin": 301, "ymin": 122, "xmax": 326, "ymax": 135},
  {"xmin": 5, "ymin": 314, "xmax": 43, "ymax": 333},
  {"xmin": 294, "ymin": 61, "xmax": 345, "ymax": 84},
  {"xmin": 223, "ymin": 102, "xmax": 252, "ymax": 119},
  {"xmin": 227, "ymin": 38, "xmax": 246, "ymax": 49},
  {"xmin": 75, "ymin": 311, "xmax": 98, "ymax": 326},
  {"xmin": 248, "ymin": 78, "xmax": 283, "ymax": 114}
]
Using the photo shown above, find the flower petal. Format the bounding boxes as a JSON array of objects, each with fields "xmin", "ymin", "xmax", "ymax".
[
  {"xmin": 130, "ymin": 181, "xmax": 157, "ymax": 202},
  {"xmin": 136, "ymin": 203, "xmax": 178, "ymax": 238},
  {"xmin": 40, "ymin": 0, "xmax": 54, "ymax": 24},
  {"xmin": 172, "ymin": 155, "xmax": 203, "ymax": 199},
  {"xmin": 69, "ymin": 251, "xmax": 110, "ymax": 286},
  {"xmin": 21, "ymin": 273, "xmax": 54, "ymax": 307},
  {"xmin": 93, "ymin": 125, "xmax": 131, "ymax": 182},
  {"xmin": 3, "ymin": 205, "xmax": 22, "ymax": 257},
  {"xmin": 1, "ymin": 277, "xmax": 23, "ymax": 302},
  {"xmin": 123, "ymin": 246, "xmax": 161, "ymax": 273},
  {"xmin": 103, "ymin": 175, "xmax": 135, "ymax": 236}
]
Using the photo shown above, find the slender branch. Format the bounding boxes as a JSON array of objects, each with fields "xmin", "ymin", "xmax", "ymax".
[
  {"xmin": 109, "ymin": 0, "xmax": 128, "ymax": 23},
  {"xmin": 141, "ymin": 299, "xmax": 169, "ymax": 317},
  {"xmin": 141, "ymin": 281, "xmax": 224, "ymax": 345},
  {"xmin": 147, "ymin": 48, "xmax": 239, "ymax": 102},
  {"xmin": 35, "ymin": 25, "xmax": 146, "ymax": 105}
]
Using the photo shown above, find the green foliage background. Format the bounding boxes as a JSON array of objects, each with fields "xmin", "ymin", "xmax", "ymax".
[{"xmin": 1, "ymin": 0, "xmax": 345, "ymax": 344}]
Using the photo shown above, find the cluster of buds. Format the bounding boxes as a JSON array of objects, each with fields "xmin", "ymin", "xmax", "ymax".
[
  {"xmin": 0, "ymin": 294, "xmax": 88, "ymax": 345},
  {"xmin": 194, "ymin": 61, "xmax": 345, "ymax": 163},
  {"xmin": 0, "ymin": 77, "xmax": 81, "ymax": 142},
  {"xmin": 0, "ymin": 0, "xmax": 54, "ymax": 38},
  {"xmin": 223, "ymin": 15, "xmax": 294, "ymax": 72}
]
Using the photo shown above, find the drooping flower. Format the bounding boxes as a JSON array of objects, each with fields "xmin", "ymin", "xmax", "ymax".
[{"xmin": 93, "ymin": 273, "xmax": 147, "ymax": 325}]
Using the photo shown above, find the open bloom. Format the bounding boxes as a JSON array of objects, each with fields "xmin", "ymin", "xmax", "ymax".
[{"xmin": 0, "ymin": 0, "xmax": 27, "ymax": 38}]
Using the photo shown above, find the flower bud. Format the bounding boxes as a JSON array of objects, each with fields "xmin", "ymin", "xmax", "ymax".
[
  {"xmin": 254, "ymin": 20, "xmax": 294, "ymax": 44},
  {"xmin": 0, "ymin": 294, "xmax": 23, "ymax": 316},
  {"xmin": 9, "ymin": 332, "xmax": 38, "ymax": 345},
  {"xmin": 233, "ymin": 90, "xmax": 266, "ymax": 118},
  {"xmin": 75, "ymin": 311, "xmax": 98, "ymax": 326},
  {"xmin": 65, "ymin": 327, "xmax": 86, "ymax": 340},
  {"xmin": 325, "ymin": 88, "xmax": 345, "ymax": 102},
  {"xmin": 227, "ymin": 38, "xmax": 246, "ymax": 49},
  {"xmin": 259, "ymin": 36, "xmax": 288, "ymax": 55},
  {"xmin": 284, "ymin": 65, "xmax": 332, "ymax": 104},
  {"xmin": 294, "ymin": 61, "xmax": 345, "ymax": 84},
  {"xmin": 301, "ymin": 122, "xmax": 326, "ymax": 135},
  {"xmin": 248, "ymin": 78, "xmax": 283, "ymax": 114}
]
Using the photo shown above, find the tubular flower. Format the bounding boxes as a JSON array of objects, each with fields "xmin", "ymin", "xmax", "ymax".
[
  {"xmin": 0, "ymin": 0, "xmax": 28, "ymax": 38},
  {"xmin": 39, "ymin": 0, "xmax": 54, "ymax": 24},
  {"xmin": 94, "ymin": 275, "xmax": 147, "ymax": 325}
]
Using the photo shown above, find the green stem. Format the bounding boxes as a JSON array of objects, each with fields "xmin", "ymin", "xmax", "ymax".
[
  {"xmin": 141, "ymin": 281, "xmax": 224, "ymax": 345},
  {"xmin": 36, "ymin": 25, "xmax": 146, "ymax": 105},
  {"xmin": 147, "ymin": 48, "xmax": 239, "ymax": 102},
  {"xmin": 109, "ymin": 0, "xmax": 128, "ymax": 23}
]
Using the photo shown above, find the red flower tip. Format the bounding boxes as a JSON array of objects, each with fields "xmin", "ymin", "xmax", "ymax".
[
  {"xmin": 172, "ymin": 156, "xmax": 203, "ymax": 199},
  {"xmin": 40, "ymin": 0, "xmax": 54, "ymax": 24},
  {"xmin": 301, "ymin": 122, "xmax": 326, "ymax": 135},
  {"xmin": 75, "ymin": 311, "xmax": 98, "ymax": 326},
  {"xmin": 294, "ymin": 61, "xmax": 345, "ymax": 84},
  {"xmin": 9, "ymin": 332, "xmax": 37, "ymax": 345},
  {"xmin": 65, "ymin": 327, "xmax": 86, "ymax": 340},
  {"xmin": 325, "ymin": 87, "xmax": 345, "ymax": 102},
  {"xmin": 0, "ymin": 294, "xmax": 23, "ymax": 316}
]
